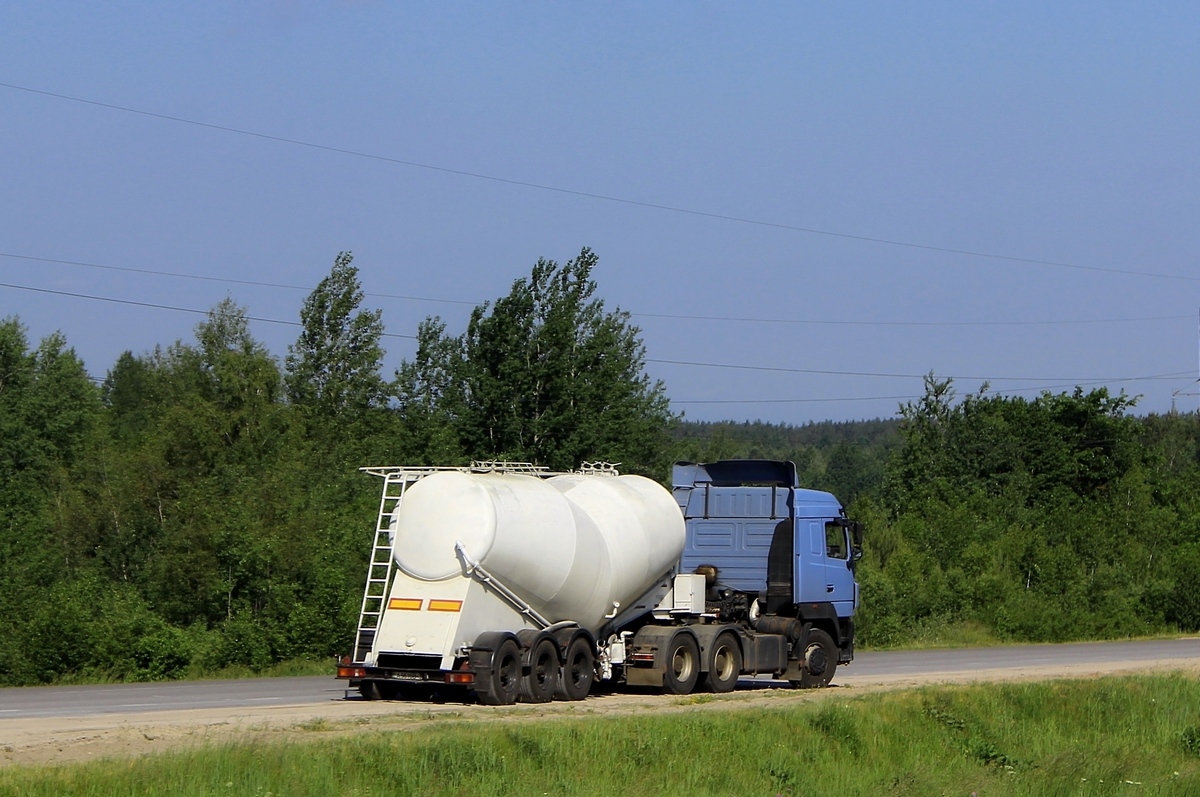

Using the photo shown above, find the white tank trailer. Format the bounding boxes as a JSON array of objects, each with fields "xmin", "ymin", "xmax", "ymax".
[{"xmin": 337, "ymin": 461, "xmax": 862, "ymax": 704}]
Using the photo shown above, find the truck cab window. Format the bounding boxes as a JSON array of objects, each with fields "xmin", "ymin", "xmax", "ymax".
[{"xmin": 824, "ymin": 522, "xmax": 848, "ymax": 560}]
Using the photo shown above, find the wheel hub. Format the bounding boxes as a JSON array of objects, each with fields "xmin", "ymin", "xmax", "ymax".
[{"xmin": 805, "ymin": 643, "xmax": 827, "ymax": 676}]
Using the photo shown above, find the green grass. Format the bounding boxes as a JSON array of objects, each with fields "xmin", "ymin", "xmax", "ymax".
[
  {"xmin": 859, "ymin": 620, "xmax": 1188, "ymax": 651},
  {"xmin": 864, "ymin": 618, "xmax": 1008, "ymax": 649},
  {"xmin": 187, "ymin": 657, "xmax": 335, "ymax": 681},
  {"xmin": 4, "ymin": 674, "xmax": 1200, "ymax": 796},
  {"xmin": 41, "ymin": 657, "xmax": 335, "ymax": 687}
]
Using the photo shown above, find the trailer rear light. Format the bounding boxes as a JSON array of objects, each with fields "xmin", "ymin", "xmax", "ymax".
[
  {"xmin": 428, "ymin": 599, "xmax": 463, "ymax": 612},
  {"xmin": 630, "ymin": 652, "xmax": 656, "ymax": 663},
  {"xmin": 388, "ymin": 598, "xmax": 423, "ymax": 611},
  {"xmin": 444, "ymin": 671, "xmax": 475, "ymax": 685},
  {"xmin": 337, "ymin": 666, "xmax": 367, "ymax": 679}
]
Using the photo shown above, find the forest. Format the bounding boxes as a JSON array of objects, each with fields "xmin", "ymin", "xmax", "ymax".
[{"xmin": 2, "ymin": 249, "xmax": 1199, "ymax": 685}]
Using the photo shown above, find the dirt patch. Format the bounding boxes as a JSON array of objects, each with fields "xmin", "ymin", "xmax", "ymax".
[{"xmin": 3, "ymin": 658, "xmax": 1199, "ymax": 768}]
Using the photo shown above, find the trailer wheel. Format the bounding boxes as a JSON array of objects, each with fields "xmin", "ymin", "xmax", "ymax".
[
  {"xmin": 555, "ymin": 635, "xmax": 595, "ymax": 701},
  {"xmin": 519, "ymin": 637, "xmax": 559, "ymax": 703},
  {"xmin": 792, "ymin": 628, "xmax": 836, "ymax": 689},
  {"xmin": 704, "ymin": 633, "xmax": 742, "ymax": 693},
  {"xmin": 477, "ymin": 637, "xmax": 522, "ymax": 705},
  {"xmin": 662, "ymin": 631, "xmax": 700, "ymax": 695}
]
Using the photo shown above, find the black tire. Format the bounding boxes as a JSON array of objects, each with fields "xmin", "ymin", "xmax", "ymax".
[
  {"xmin": 519, "ymin": 637, "xmax": 559, "ymax": 703},
  {"xmin": 703, "ymin": 633, "xmax": 742, "ymax": 693},
  {"xmin": 358, "ymin": 681, "xmax": 382, "ymax": 701},
  {"xmin": 792, "ymin": 628, "xmax": 837, "ymax": 689},
  {"xmin": 555, "ymin": 635, "xmax": 595, "ymax": 701},
  {"xmin": 478, "ymin": 638, "xmax": 522, "ymax": 705},
  {"xmin": 662, "ymin": 631, "xmax": 701, "ymax": 695}
]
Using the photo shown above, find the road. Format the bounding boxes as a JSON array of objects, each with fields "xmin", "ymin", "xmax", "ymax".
[{"xmin": 2, "ymin": 637, "xmax": 1197, "ymax": 720}]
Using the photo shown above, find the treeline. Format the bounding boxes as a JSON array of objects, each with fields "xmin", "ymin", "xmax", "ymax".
[
  {"xmin": 2, "ymin": 248, "xmax": 1199, "ymax": 685},
  {"xmin": 0, "ymin": 249, "xmax": 672, "ymax": 684},
  {"xmin": 672, "ymin": 418, "xmax": 900, "ymax": 504},
  {"xmin": 678, "ymin": 401, "xmax": 1200, "ymax": 646},
  {"xmin": 854, "ymin": 377, "xmax": 1200, "ymax": 645}
]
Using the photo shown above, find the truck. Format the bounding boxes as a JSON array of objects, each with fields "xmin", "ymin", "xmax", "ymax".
[{"xmin": 337, "ymin": 459, "xmax": 862, "ymax": 704}]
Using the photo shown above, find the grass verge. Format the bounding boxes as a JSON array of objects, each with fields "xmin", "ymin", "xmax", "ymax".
[
  {"xmin": 38, "ymin": 657, "xmax": 335, "ymax": 688},
  {"xmin": 3, "ymin": 673, "xmax": 1200, "ymax": 796},
  {"xmin": 860, "ymin": 621, "xmax": 1187, "ymax": 651}
]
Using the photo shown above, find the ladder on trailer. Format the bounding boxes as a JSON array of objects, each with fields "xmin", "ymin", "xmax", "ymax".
[{"xmin": 352, "ymin": 471, "xmax": 412, "ymax": 663}]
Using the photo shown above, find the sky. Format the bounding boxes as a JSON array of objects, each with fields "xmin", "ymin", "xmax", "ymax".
[{"xmin": 2, "ymin": 2, "xmax": 1199, "ymax": 424}]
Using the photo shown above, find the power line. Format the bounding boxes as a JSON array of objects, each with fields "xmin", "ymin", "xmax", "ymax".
[
  {"xmin": 632, "ymin": 310, "xmax": 1192, "ymax": 328},
  {"xmin": 649, "ymin": 356, "xmax": 1192, "ymax": 384},
  {"xmin": 0, "ymin": 252, "xmax": 475, "ymax": 307},
  {"xmin": 0, "ymin": 282, "xmax": 416, "ymax": 340},
  {"xmin": 2, "ymin": 251, "xmax": 1192, "ymax": 328},
  {"xmin": 4, "ymin": 80, "xmax": 1198, "ymax": 284},
  {"xmin": 5, "ymin": 278, "xmax": 1192, "ymax": 386},
  {"xmin": 672, "ymin": 375, "xmax": 1192, "ymax": 405}
]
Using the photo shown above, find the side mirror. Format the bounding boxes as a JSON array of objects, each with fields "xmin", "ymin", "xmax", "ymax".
[{"xmin": 844, "ymin": 520, "xmax": 864, "ymax": 567}]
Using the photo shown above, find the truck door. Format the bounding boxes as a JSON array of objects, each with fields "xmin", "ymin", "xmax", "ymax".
[
  {"xmin": 821, "ymin": 521, "xmax": 856, "ymax": 615},
  {"xmin": 796, "ymin": 521, "xmax": 855, "ymax": 612}
]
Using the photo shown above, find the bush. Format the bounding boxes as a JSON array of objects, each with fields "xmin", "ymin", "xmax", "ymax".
[
  {"xmin": 1166, "ymin": 544, "xmax": 1200, "ymax": 632},
  {"xmin": 200, "ymin": 612, "xmax": 275, "ymax": 672}
]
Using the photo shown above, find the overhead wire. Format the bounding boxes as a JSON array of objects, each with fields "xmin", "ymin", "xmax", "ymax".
[
  {"xmin": 5, "ymin": 84, "xmax": 1196, "ymax": 404},
  {"xmin": 671, "ymin": 374, "xmax": 1196, "ymax": 406},
  {"xmin": 647, "ymin": 356, "xmax": 1190, "ymax": 384},
  {"xmin": 4, "ymin": 279, "xmax": 1189, "ymax": 391},
  {"xmin": 0, "ymin": 282, "xmax": 417, "ymax": 340},
  {"xmin": 3, "ymin": 80, "xmax": 1199, "ymax": 284},
  {"xmin": 0, "ymin": 251, "xmax": 476, "ymax": 307},
  {"xmin": 1, "ymin": 251, "xmax": 1193, "ymax": 328}
]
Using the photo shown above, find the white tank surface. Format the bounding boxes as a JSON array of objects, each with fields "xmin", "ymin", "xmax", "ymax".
[{"xmin": 389, "ymin": 471, "xmax": 685, "ymax": 632}]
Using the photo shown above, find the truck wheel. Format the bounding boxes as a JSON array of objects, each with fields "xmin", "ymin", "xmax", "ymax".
[
  {"xmin": 703, "ymin": 633, "xmax": 742, "ymax": 693},
  {"xmin": 662, "ymin": 631, "xmax": 700, "ymax": 695},
  {"xmin": 793, "ymin": 629, "xmax": 836, "ymax": 689},
  {"xmin": 555, "ymin": 635, "xmax": 595, "ymax": 701},
  {"xmin": 478, "ymin": 638, "xmax": 522, "ymax": 705},
  {"xmin": 519, "ymin": 637, "xmax": 559, "ymax": 703},
  {"xmin": 358, "ymin": 681, "xmax": 382, "ymax": 701}
]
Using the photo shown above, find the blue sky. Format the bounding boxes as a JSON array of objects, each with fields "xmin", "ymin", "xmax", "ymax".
[{"xmin": 3, "ymin": 2, "xmax": 1198, "ymax": 422}]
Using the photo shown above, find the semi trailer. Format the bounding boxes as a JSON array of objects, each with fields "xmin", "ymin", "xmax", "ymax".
[{"xmin": 337, "ymin": 459, "xmax": 861, "ymax": 704}]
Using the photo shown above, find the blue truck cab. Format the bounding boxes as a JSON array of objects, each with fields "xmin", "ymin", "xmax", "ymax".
[{"xmin": 672, "ymin": 460, "xmax": 862, "ymax": 671}]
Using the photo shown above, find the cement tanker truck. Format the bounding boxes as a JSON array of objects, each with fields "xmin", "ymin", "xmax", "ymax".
[{"xmin": 337, "ymin": 460, "xmax": 861, "ymax": 704}]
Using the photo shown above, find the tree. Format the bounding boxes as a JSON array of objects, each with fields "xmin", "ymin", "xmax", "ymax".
[
  {"xmin": 0, "ymin": 319, "xmax": 102, "ymax": 561},
  {"xmin": 285, "ymin": 252, "xmax": 386, "ymax": 420},
  {"xmin": 886, "ymin": 376, "xmax": 1142, "ymax": 512},
  {"xmin": 392, "ymin": 317, "xmax": 470, "ymax": 464},
  {"xmin": 0, "ymin": 319, "xmax": 108, "ymax": 682},
  {"xmin": 861, "ymin": 375, "xmax": 1168, "ymax": 644},
  {"xmin": 395, "ymin": 248, "xmax": 675, "ymax": 472}
]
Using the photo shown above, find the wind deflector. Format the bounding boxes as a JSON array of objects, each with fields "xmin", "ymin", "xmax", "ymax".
[{"xmin": 672, "ymin": 460, "xmax": 798, "ymax": 488}]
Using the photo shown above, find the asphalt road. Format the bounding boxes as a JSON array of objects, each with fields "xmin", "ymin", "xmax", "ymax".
[{"xmin": 1, "ymin": 637, "xmax": 1197, "ymax": 721}]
